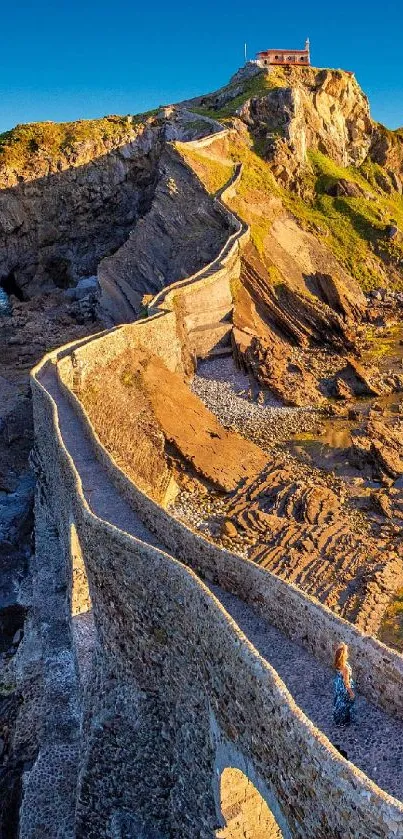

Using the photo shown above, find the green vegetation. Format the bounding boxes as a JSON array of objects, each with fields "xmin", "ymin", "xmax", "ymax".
[
  {"xmin": 132, "ymin": 108, "xmax": 158, "ymax": 125},
  {"xmin": 283, "ymin": 150, "xmax": 403, "ymax": 291},
  {"xmin": 176, "ymin": 132, "xmax": 281, "ymax": 259},
  {"xmin": 177, "ymin": 116, "xmax": 403, "ymax": 292},
  {"xmin": 226, "ymin": 137, "xmax": 281, "ymax": 257},
  {"xmin": 189, "ymin": 69, "xmax": 284, "ymax": 121},
  {"xmin": 0, "ymin": 114, "xmax": 141, "ymax": 174},
  {"xmin": 174, "ymin": 143, "xmax": 234, "ymax": 194}
]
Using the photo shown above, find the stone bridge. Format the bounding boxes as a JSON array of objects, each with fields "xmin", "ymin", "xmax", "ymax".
[{"xmin": 22, "ymin": 132, "xmax": 403, "ymax": 837}]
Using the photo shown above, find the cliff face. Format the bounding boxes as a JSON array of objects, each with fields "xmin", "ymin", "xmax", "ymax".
[
  {"xmin": 370, "ymin": 123, "xmax": 403, "ymax": 189},
  {"xmin": 0, "ymin": 120, "xmax": 165, "ymax": 297},
  {"xmin": 0, "ymin": 110, "xmax": 222, "ymax": 300},
  {"xmin": 98, "ymin": 147, "xmax": 232, "ymax": 322},
  {"xmin": 1, "ymin": 62, "xmax": 402, "ymax": 308},
  {"xmin": 237, "ymin": 68, "xmax": 373, "ymax": 194},
  {"xmin": 236, "ymin": 67, "xmax": 373, "ymax": 186}
]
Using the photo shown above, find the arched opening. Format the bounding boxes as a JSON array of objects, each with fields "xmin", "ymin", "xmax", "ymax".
[
  {"xmin": 216, "ymin": 768, "xmax": 284, "ymax": 839},
  {"xmin": 70, "ymin": 522, "xmax": 96, "ymax": 684},
  {"xmin": 70, "ymin": 522, "xmax": 91, "ymax": 617}
]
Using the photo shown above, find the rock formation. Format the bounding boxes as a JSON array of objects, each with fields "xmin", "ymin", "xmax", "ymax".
[
  {"xmin": 350, "ymin": 417, "xmax": 403, "ymax": 483},
  {"xmin": 98, "ymin": 147, "xmax": 233, "ymax": 322},
  {"xmin": 0, "ymin": 111, "xmax": 222, "ymax": 301},
  {"xmin": 237, "ymin": 67, "xmax": 373, "ymax": 187}
]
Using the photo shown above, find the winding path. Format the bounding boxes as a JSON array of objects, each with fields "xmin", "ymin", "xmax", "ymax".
[{"xmin": 39, "ymin": 361, "xmax": 403, "ymax": 803}]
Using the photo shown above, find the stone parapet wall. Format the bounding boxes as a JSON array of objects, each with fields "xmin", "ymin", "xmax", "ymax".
[
  {"xmin": 27, "ymin": 124, "xmax": 403, "ymax": 835},
  {"xmin": 58, "ymin": 311, "xmax": 183, "ymax": 393},
  {"xmin": 146, "ymin": 153, "xmax": 248, "ymax": 365},
  {"xmin": 147, "ymin": 158, "xmax": 246, "ymax": 317},
  {"xmin": 55, "ymin": 341, "xmax": 403, "ymax": 722},
  {"xmin": 30, "ymin": 344, "xmax": 403, "ymax": 837}
]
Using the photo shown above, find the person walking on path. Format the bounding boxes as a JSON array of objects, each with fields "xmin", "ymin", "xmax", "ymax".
[{"xmin": 333, "ymin": 642, "xmax": 355, "ymax": 726}]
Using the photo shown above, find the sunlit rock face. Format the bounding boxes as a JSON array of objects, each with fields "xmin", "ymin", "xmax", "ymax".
[{"xmin": 237, "ymin": 67, "xmax": 373, "ymax": 187}]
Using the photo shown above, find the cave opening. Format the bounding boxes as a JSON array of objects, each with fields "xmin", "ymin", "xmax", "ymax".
[{"xmin": 1, "ymin": 272, "xmax": 25, "ymax": 302}]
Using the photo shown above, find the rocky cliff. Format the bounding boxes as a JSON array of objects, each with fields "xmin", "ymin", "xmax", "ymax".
[
  {"xmin": 182, "ymin": 64, "xmax": 403, "ymax": 292},
  {"xmin": 0, "ymin": 110, "xmax": 221, "ymax": 300},
  {"xmin": 1, "ymin": 65, "xmax": 402, "ymax": 306},
  {"xmin": 98, "ymin": 146, "xmax": 232, "ymax": 322},
  {"xmin": 237, "ymin": 66, "xmax": 373, "ymax": 183}
]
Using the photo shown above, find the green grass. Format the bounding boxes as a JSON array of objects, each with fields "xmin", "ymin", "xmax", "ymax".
[
  {"xmin": 177, "ymin": 131, "xmax": 282, "ymax": 259},
  {"xmin": 186, "ymin": 65, "xmax": 403, "ymax": 291},
  {"xmin": 177, "ymin": 117, "xmax": 403, "ymax": 292},
  {"xmin": 225, "ymin": 137, "xmax": 282, "ymax": 257},
  {"xmin": 189, "ymin": 70, "xmax": 284, "ymax": 121},
  {"xmin": 174, "ymin": 143, "xmax": 234, "ymax": 194},
  {"xmin": 282, "ymin": 149, "xmax": 403, "ymax": 291},
  {"xmin": 0, "ymin": 114, "xmax": 147, "ymax": 175}
]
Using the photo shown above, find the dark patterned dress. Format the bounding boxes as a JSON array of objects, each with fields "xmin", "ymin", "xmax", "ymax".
[{"xmin": 333, "ymin": 664, "xmax": 355, "ymax": 726}]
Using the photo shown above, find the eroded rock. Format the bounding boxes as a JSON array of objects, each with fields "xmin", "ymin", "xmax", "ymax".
[{"xmin": 350, "ymin": 418, "xmax": 403, "ymax": 482}]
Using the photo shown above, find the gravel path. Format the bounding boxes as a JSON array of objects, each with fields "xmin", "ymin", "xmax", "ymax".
[{"xmin": 39, "ymin": 362, "xmax": 403, "ymax": 803}]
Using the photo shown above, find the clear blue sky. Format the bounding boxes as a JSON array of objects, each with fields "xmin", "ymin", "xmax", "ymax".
[{"xmin": 1, "ymin": 0, "xmax": 402, "ymax": 133}]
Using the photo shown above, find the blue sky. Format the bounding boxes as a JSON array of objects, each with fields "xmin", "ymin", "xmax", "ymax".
[{"xmin": 1, "ymin": 0, "xmax": 402, "ymax": 133}]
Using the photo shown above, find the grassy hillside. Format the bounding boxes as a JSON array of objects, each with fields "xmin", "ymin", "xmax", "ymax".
[
  {"xmin": 285, "ymin": 151, "xmax": 403, "ymax": 291},
  {"xmin": 176, "ymin": 131, "xmax": 403, "ymax": 292},
  {"xmin": 0, "ymin": 114, "xmax": 142, "ymax": 180},
  {"xmin": 176, "ymin": 133, "xmax": 281, "ymax": 258},
  {"xmin": 186, "ymin": 67, "xmax": 300, "ymax": 121},
  {"xmin": 173, "ymin": 143, "xmax": 234, "ymax": 194}
]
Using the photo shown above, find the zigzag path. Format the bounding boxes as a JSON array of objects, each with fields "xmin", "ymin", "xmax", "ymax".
[{"xmin": 40, "ymin": 362, "xmax": 403, "ymax": 804}]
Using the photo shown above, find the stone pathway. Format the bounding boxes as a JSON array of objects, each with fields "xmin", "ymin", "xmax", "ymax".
[
  {"xmin": 213, "ymin": 586, "xmax": 403, "ymax": 801},
  {"xmin": 39, "ymin": 362, "xmax": 403, "ymax": 803}
]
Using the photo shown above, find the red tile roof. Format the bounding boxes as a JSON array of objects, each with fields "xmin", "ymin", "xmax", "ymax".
[{"xmin": 257, "ymin": 49, "xmax": 309, "ymax": 55}]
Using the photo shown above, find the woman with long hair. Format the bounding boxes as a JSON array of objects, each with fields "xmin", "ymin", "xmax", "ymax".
[{"xmin": 333, "ymin": 642, "xmax": 355, "ymax": 726}]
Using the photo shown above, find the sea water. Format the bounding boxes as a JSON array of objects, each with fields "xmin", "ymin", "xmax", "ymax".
[{"xmin": 0, "ymin": 288, "xmax": 11, "ymax": 315}]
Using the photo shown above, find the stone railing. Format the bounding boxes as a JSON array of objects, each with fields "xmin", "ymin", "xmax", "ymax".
[
  {"xmin": 55, "ymin": 131, "xmax": 403, "ymax": 724},
  {"xmin": 56, "ymin": 331, "xmax": 403, "ymax": 722},
  {"xmin": 147, "ymin": 149, "xmax": 247, "ymax": 319},
  {"xmin": 144, "ymin": 139, "xmax": 248, "ymax": 366},
  {"xmin": 31, "ymin": 340, "xmax": 403, "ymax": 837}
]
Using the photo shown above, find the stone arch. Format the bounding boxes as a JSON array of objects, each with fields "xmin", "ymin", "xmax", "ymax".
[
  {"xmin": 69, "ymin": 520, "xmax": 95, "ymax": 684},
  {"xmin": 70, "ymin": 520, "xmax": 91, "ymax": 617},
  {"xmin": 212, "ymin": 720, "xmax": 292, "ymax": 839},
  {"xmin": 216, "ymin": 767, "xmax": 284, "ymax": 839}
]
